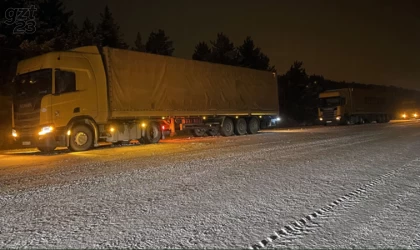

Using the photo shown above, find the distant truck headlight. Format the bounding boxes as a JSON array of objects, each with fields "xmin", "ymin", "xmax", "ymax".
[
  {"xmin": 12, "ymin": 129, "xmax": 18, "ymax": 137},
  {"xmin": 402, "ymin": 114, "xmax": 407, "ymax": 119},
  {"xmin": 276, "ymin": 117, "xmax": 281, "ymax": 121},
  {"xmin": 39, "ymin": 126, "xmax": 54, "ymax": 135},
  {"xmin": 414, "ymin": 113, "xmax": 418, "ymax": 118},
  {"xmin": 319, "ymin": 117, "xmax": 323, "ymax": 121},
  {"xmin": 336, "ymin": 116, "xmax": 341, "ymax": 120}
]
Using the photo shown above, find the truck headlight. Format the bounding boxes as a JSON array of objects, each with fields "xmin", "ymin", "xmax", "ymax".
[
  {"xmin": 402, "ymin": 114, "xmax": 407, "ymax": 118},
  {"xmin": 414, "ymin": 113, "xmax": 418, "ymax": 118},
  {"xmin": 319, "ymin": 117, "xmax": 323, "ymax": 121},
  {"xmin": 336, "ymin": 116, "xmax": 341, "ymax": 120},
  {"xmin": 276, "ymin": 117, "xmax": 281, "ymax": 121},
  {"xmin": 12, "ymin": 129, "xmax": 18, "ymax": 137},
  {"xmin": 39, "ymin": 126, "xmax": 54, "ymax": 135}
]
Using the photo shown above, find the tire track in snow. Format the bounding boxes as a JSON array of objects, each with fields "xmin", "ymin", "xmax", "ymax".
[
  {"xmin": 0, "ymin": 131, "xmax": 382, "ymax": 193},
  {"xmin": 249, "ymin": 157, "xmax": 420, "ymax": 250}
]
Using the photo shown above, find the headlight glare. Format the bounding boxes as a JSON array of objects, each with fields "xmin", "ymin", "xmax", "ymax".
[{"xmin": 39, "ymin": 126, "xmax": 54, "ymax": 135}]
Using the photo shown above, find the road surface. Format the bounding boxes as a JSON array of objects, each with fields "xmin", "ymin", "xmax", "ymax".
[{"xmin": 1, "ymin": 120, "xmax": 420, "ymax": 248}]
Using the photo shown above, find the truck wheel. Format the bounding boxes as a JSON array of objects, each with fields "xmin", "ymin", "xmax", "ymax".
[
  {"xmin": 206, "ymin": 128, "xmax": 218, "ymax": 136},
  {"xmin": 192, "ymin": 128, "xmax": 206, "ymax": 137},
  {"xmin": 69, "ymin": 124, "xmax": 94, "ymax": 152},
  {"xmin": 234, "ymin": 118, "xmax": 247, "ymax": 135},
  {"xmin": 220, "ymin": 117, "xmax": 234, "ymax": 136},
  {"xmin": 247, "ymin": 117, "xmax": 259, "ymax": 134},
  {"xmin": 144, "ymin": 122, "xmax": 161, "ymax": 144}
]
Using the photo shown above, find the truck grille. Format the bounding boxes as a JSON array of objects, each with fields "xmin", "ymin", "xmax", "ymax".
[
  {"xmin": 323, "ymin": 108, "xmax": 335, "ymax": 120},
  {"xmin": 14, "ymin": 110, "xmax": 40, "ymax": 137}
]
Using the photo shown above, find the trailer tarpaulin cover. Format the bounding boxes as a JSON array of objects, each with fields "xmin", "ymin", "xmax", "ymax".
[{"xmin": 102, "ymin": 47, "xmax": 279, "ymax": 117}]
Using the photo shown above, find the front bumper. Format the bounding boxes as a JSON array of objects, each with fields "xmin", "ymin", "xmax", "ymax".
[
  {"xmin": 14, "ymin": 133, "xmax": 57, "ymax": 148},
  {"xmin": 13, "ymin": 127, "xmax": 67, "ymax": 148},
  {"xmin": 319, "ymin": 117, "xmax": 342, "ymax": 125}
]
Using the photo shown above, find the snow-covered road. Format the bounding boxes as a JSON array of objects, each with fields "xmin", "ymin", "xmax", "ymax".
[{"xmin": 1, "ymin": 120, "xmax": 420, "ymax": 248}]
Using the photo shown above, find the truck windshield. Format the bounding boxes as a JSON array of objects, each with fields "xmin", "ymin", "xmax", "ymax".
[
  {"xmin": 13, "ymin": 69, "xmax": 52, "ymax": 98},
  {"xmin": 319, "ymin": 97, "xmax": 341, "ymax": 107}
]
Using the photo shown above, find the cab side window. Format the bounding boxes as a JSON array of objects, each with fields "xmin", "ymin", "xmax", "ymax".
[{"xmin": 55, "ymin": 69, "xmax": 76, "ymax": 94}]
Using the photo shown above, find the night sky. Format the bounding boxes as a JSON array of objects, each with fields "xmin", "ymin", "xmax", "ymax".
[{"xmin": 63, "ymin": 0, "xmax": 420, "ymax": 90}]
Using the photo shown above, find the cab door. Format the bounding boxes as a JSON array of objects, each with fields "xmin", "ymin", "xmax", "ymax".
[{"xmin": 51, "ymin": 68, "xmax": 80, "ymax": 128}]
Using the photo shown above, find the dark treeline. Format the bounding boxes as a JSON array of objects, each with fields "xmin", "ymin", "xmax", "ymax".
[{"xmin": 1, "ymin": 0, "xmax": 420, "ymax": 125}]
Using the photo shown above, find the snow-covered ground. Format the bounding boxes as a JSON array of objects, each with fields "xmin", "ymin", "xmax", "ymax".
[{"xmin": 1, "ymin": 120, "xmax": 420, "ymax": 248}]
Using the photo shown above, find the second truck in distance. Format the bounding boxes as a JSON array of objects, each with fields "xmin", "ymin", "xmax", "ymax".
[{"xmin": 318, "ymin": 87, "xmax": 393, "ymax": 125}]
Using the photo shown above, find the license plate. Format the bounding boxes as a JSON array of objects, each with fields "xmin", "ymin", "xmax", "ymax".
[
  {"xmin": 22, "ymin": 141, "xmax": 31, "ymax": 146},
  {"xmin": 326, "ymin": 121, "xmax": 332, "ymax": 123}
]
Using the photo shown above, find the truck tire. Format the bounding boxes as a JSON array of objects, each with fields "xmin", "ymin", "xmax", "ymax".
[
  {"xmin": 220, "ymin": 117, "xmax": 234, "ymax": 136},
  {"xmin": 144, "ymin": 122, "xmax": 161, "ymax": 144},
  {"xmin": 206, "ymin": 128, "xmax": 218, "ymax": 136},
  {"xmin": 192, "ymin": 128, "xmax": 206, "ymax": 137},
  {"xmin": 247, "ymin": 117, "xmax": 259, "ymax": 134},
  {"xmin": 69, "ymin": 124, "xmax": 94, "ymax": 152},
  {"xmin": 234, "ymin": 118, "xmax": 247, "ymax": 135}
]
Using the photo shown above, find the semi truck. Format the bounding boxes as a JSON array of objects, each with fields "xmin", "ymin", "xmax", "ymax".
[
  {"xmin": 318, "ymin": 88, "xmax": 392, "ymax": 125},
  {"xmin": 10, "ymin": 46, "xmax": 280, "ymax": 152}
]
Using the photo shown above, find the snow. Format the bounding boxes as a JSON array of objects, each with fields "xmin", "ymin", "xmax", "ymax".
[{"xmin": 1, "ymin": 121, "xmax": 420, "ymax": 248}]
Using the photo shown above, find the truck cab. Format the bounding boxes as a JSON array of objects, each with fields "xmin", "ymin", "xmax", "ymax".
[
  {"xmin": 397, "ymin": 100, "xmax": 419, "ymax": 119},
  {"xmin": 318, "ymin": 89, "xmax": 349, "ymax": 125},
  {"xmin": 11, "ymin": 47, "xmax": 108, "ymax": 152},
  {"xmin": 318, "ymin": 87, "xmax": 391, "ymax": 125}
]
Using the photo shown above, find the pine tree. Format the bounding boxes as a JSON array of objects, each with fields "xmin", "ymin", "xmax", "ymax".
[
  {"xmin": 145, "ymin": 29, "xmax": 175, "ymax": 56},
  {"xmin": 209, "ymin": 33, "xmax": 238, "ymax": 65},
  {"xmin": 133, "ymin": 32, "xmax": 146, "ymax": 52},
  {"xmin": 192, "ymin": 41, "xmax": 211, "ymax": 61},
  {"xmin": 79, "ymin": 18, "xmax": 98, "ymax": 46},
  {"xmin": 96, "ymin": 5, "xmax": 128, "ymax": 49},
  {"xmin": 237, "ymin": 36, "xmax": 274, "ymax": 71}
]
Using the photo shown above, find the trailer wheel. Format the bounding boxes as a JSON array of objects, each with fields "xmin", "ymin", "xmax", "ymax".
[
  {"xmin": 144, "ymin": 122, "xmax": 161, "ymax": 144},
  {"xmin": 69, "ymin": 124, "xmax": 94, "ymax": 152},
  {"xmin": 247, "ymin": 117, "xmax": 260, "ymax": 134},
  {"xmin": 192, "ymin": 128, "xmax": 206, "ymax": 137},
  {"xmin": 206, "ymin": 128, "xmax": 218, "ymax": 136},
  {"xmin": 220, "ymin": 117, "xmax": 234, "ymax": 136},
  {"xmin": 234, "ymin": 118, "xmax": 247, "ymax": 135}
]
